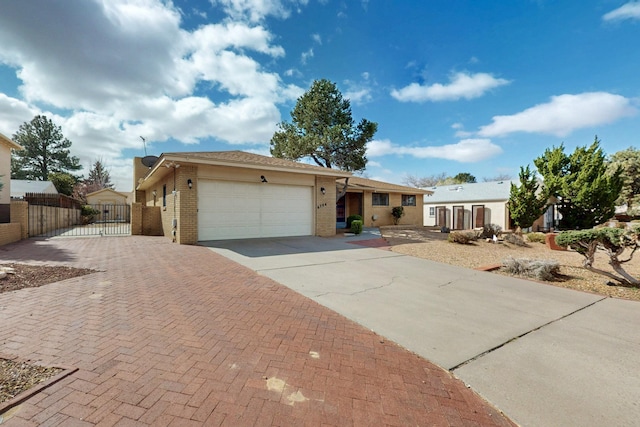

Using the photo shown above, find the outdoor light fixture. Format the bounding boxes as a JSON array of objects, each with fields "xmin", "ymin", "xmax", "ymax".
[
  {"xmin": 187, "ymin": 178, "xmax": 193, "ymax": 189},
  {"xmin": 152, "ymin": 190, "xmax": 157, "ymax": 197},
  {"xmin": 320, "ymin": 187, "xmax": 326, "ymax": 195},
  {"xmin": 261, "ymin": 175, "xmax": 268, "ymax": 183}
]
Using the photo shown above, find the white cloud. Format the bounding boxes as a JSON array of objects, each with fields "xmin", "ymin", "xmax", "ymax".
[
  {"xmin": 367, "ymin": 138, "xmax": 502, "ymax": 162},
  {"xmin": 0, "ymin": 0, "xmax": 306, "ymax": 191},
  {"xmin": 451, "ymin": 123, "xmax": 473, "ymax": 138},
  {"xmin": 301, "ymin": 48, "xmax": 314, "ymax": 64},
  {"xmin": 210, "ymin": 0, "xmax": 309, "ymax": 22},
  {"xmin": 344, "ymin": 72, "xmax": 374, "ymax": 105},
  {"xmin": 391, "ymin": 72, "xmax": 510, "ymax": 102},
  {"xmin": 478, "ymin": 92, "xmax": 637, "ymax": 137},
  {"xmin": 0, "ymin": 94, "xmax": 38, "ymax": 136},
  {"xmin": 312, "ymin": 33, "xmax": 322, "ymax": 44},
  {"xmin": 603, "ymin": 2, "xmax": 640, "ymax": 21},
  {"xmin": 344, "ymin": 88, "xmax": 371, "ymax": 105}
]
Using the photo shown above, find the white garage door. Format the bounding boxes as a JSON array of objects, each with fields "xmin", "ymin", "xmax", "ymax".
[{"xmin": 197, "ymin": 180, "xmax": 313, "ymax": 240}]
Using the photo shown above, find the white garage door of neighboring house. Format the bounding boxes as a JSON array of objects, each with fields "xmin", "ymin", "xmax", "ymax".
[{"xmin": 197, "ymin": 180, "xmax": 313, "ymax": 240}]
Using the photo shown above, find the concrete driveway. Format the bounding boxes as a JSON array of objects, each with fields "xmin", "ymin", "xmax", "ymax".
[{"xmin": 204, "ymin": 235, "xmax": 640, "ymax": 427}]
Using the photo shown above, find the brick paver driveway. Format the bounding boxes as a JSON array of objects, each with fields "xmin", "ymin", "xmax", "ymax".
[{"xmin": 0, "ymin": 236, "xmax": 514, "ymax": 426}]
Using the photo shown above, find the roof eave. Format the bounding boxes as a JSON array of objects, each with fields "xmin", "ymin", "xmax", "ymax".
[
  {"xmin": 0, "ymin": 132, "xmax": 22, "ymax": 150},
  {"xmin": 136, "ymin": 154, "xmax": 352, "ymax": 191}
]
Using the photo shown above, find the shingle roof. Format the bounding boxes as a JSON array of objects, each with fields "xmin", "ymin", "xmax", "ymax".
[
  {"xmin": 162, "ymin": 151, "xmax": 351, "ymax": 176},
  {"xmin": 347, "ymin": 176, "xmax": 432, "ymax": 194},
  {"xmin": 423, "ymin": 180, "xmax": 515, "ymax": 203}
]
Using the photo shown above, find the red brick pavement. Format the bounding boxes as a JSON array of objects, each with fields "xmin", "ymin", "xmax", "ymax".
[{"xmin": 0, "ymin": 236, "xmax": 515, "ymax": 426}]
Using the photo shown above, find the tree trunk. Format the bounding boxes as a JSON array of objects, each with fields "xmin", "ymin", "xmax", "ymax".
[
  {"xmin": 608, "ymin": 258, "xmax": 640, "ymax": 286},
  {"xmin": 336, "ymin": 177, "xmax": 349, "ymax": 202}
]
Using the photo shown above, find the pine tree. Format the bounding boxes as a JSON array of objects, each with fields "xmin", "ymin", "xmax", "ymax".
[
  {"xmin": 72, "ymin": 159, "xmax": 114, "ymax": 203},
  {"xmin": 534, "ymin": 137, "xmax": 622, "ymax": 229},
  {"xmin": 11, "ymin": 115, "xmax": 82, "ymax": 180},
  {"xmin": 270, "ymin": 79, "xmax": 377, "ymax": 172},
  {"xmin": 607, "ymin": 147, "xmax": 640, "ymax": 214},
  {"xmin": 508, "ymin": 165, "xmax": 547, "ymax": 229},
  {"xmin": 85, "ymin": 159, "xmax": 114, "ymax": 191}
]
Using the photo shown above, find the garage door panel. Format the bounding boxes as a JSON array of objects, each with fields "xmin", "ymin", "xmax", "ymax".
[{"xmin": 198, "ymin": 180, "xmax": 313, "ymax": 240}]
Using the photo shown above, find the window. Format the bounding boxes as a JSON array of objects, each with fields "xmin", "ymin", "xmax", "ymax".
[
  {"xmin": 429, "ymin": 207, "xmax": 435, "ymax": 217},
  {"xmin": 162, "ymin": 184, "xmax": 167, "ymax": 208},
  {"xmin": 372, "ymin": 193, "xmax": 389, "ymax": 206},
  {"xmin": 402, "ymin": 195, "xmax": 416, "ymax": 206}
]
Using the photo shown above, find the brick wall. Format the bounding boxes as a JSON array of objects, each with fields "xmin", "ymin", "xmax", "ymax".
[
  {"xmin": 11, "ymin": 201, "xmax": 28, "ymax": 239},
  {"xmin": 363, "ymin": 192, "xmax": 424, "ymax": 227},
  {"xmin": 0, "ymin": 223, "xmax": 21, "ymax": 246},
  {"xmin": 131, "ymin": 203, "xmax": 142, "ymax": 235},
  {"xmin": 141, "ymin": 165, "xmax": 198, "ymax": 244},
  {"xmin": 131, "ymin": 203, "xmax": 164, "ymax": 236},
  {"xmin": 142, "ymin": 206, "xmax": 163, "ymax": 236},
  {"xmin": 175, "ymin": 166, "xmax": 198, "ymax": 244},
  {"xmin": 315, "ymin": 176, "xmax": 337, "ymax": 237}
]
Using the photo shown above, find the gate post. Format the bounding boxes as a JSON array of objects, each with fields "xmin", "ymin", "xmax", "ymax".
[{"xmin": 131, "ymin": 203, "xmax": 143, "ymax": 235}]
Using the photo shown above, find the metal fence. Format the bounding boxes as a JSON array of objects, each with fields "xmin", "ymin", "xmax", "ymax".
[{"xmin": 20, "ymin": 193, "xmax": 131, "ymax": 238}]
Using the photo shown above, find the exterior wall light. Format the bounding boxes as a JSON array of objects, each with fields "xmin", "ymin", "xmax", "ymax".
[
  {"xmin": 261, "ymin": 175, "xmax": 268, "ymax": 183},
  {"xmin": 187, "ymin": 178, "xmax": 193, "ymax": 189},
  {"xmin": 320, "ymin": 187, "xmax": 326, "ymax": 195}
]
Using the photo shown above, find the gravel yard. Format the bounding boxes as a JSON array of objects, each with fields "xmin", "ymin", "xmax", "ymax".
[{"xmin": 379, "ymin": 226, "xmax": 640, "ymax": 302}]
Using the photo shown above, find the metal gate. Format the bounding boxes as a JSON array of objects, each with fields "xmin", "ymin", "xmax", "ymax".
[{"xmin": 29, "ymin": 203, "xmax": 131, "ymax": 238}]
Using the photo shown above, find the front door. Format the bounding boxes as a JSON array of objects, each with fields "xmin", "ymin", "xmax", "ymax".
[
  {"xmin": 437, "ymin": 206, "xmax": 447, "ymax": 227},
  {"xmin": 336, "ymin": 196, "xmax": 346, "ymax": 224},
  {"xmin": 347, "ymin": 192, "xmax": 363, "ymax": 217}
]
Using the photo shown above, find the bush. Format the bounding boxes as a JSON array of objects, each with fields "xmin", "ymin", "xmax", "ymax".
[
  {"xmin": 480, "ymin": 223, "xmax": 502, "ymax": 239},
  {"xmin": 502, "ymin": 257, "xmax": 560, "ymax": 281},
  {"xmin": 81, "ymin": 205, "xmax": 100, "ymax": 224},
  {"xmin": 525, "ymin": 232, "xmax": 546, "ymax": 244},
  {"xmin": 391, "ymin": 206, "xmax": 405, "ymax": 225},
  {"xmin": 448, "ymin": 231, "xmax": 478, "ymax": 244},
  {"xmin": 503, "ymin": 233, "xmax": 529, "ymax": 247},
  {"xmin": 81, "ymin": 205, "xmax": 100, "ymax": 216},
  {"xmin": 350, "ymin": 220, "xmax": 363, "ymax": 235},
  {"xmin": 346, "ymin": 214, "xmax": 363, "ymax": 229}
]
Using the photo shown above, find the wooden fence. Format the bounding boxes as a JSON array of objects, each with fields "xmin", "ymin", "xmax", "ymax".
[{"xmin": 22, "ymin": 192, "xmax": 83, "ymax": 209}]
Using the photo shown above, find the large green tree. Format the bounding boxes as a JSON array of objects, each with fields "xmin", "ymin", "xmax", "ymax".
[
  {"xmin": 534, "ymin": 137, "xmax": 622, "ymax": 229},
  {"xmin": 11, "ymin": 115, "xmax": 82, "ymax": 180},
  {"xmin": 508, "ymin": 165, "xmax": 547, "ymax": 229},
  {"xmin": 270, "ymin": 79, "xmax": 377, "ymax": 173},
  {"xmin": 48, "ymin": 172, "xmax": 78, "ymax": 196},
  {"xmin": 607, "ymin": 147, "xmax": 640, "ymax": 214}
]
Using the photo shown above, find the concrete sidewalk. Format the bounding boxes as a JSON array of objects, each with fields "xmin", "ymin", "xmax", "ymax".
[
  {"xmin": 0, "ymin": 236, "xmax": 514, "ymax": 426},
  {"xmin": 204, "ymin": 235, "xmax": 640, "ymax": 427}
]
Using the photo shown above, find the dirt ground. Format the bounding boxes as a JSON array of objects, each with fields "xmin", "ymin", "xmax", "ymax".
[
  {"xmin": 0, "ymin": 264, "xmax": 94, "ymax": 406},
  {"xmin": 379, "ymin": 226, "xmax": 640, "ymax": 302}
]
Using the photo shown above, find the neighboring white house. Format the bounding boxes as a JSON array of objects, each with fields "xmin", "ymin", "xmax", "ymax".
[
  {"xmin": 423, "ymin": 180, "xmax": 556, "ymax": 231},
  {"xmin": 10, "ymin": 180, "xmax": 59, "ymax": 198}
]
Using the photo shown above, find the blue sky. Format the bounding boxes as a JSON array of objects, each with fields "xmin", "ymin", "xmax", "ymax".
[{"xmin": 0, "ymin": 0, "xmax": 638, "ymax": 192}]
